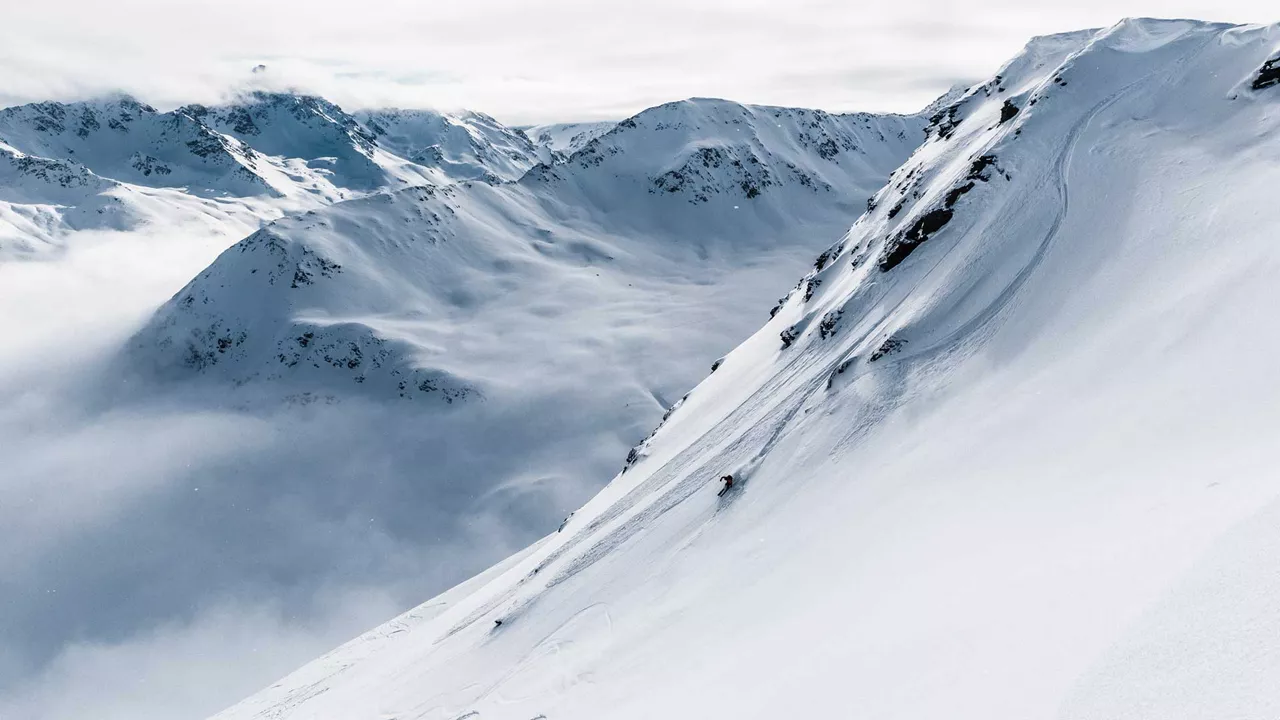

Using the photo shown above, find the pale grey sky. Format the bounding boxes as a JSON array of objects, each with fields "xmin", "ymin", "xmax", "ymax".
[{"xmin": 0, "ymin": 1, "xmax": 1273, "ymax": 123}]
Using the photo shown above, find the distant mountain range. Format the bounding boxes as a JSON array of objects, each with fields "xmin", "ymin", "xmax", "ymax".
[{"xmin": 124, "ymin": 96, "xmax": 925, "ymax": 406}]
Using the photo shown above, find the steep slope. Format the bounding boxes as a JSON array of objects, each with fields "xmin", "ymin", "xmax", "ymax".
[
  {"xmin": 129, "ymin": 98, "xmax": 927, "ymax": 407},
  {"xmin": 213, "ymin": 19, "xmax": 1280, "ymax": 720},
  {"xmin": 180, "ymin": 92, "xmax": 392, "ymax": 191}
]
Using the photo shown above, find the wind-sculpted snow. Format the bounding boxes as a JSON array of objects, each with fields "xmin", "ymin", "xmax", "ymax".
[{"xmin": 212, "ymin": 19, "xmax": 1280, "ymax": 720}]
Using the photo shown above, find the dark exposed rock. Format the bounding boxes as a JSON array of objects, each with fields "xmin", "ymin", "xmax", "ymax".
[
  {"xmin": 927, "ymin": 102, "xmax": 963, "ymax": 140},
  {"xmin": 10, "ymin": 153, "xmax": 101, "ymax": 189},
  {"xmin": 869, "ymin": 336, "xmax": 906, "ymax": 362},
  {"xmin": 649, "ymin": 146, "xmax": 776, "ymax": 203},
  {"xmin": 878, "ymin": 153, "xmax": 1004, "ymax": 271},
  {"xmin": 999, "ymin": 100, "xmax": 1020, "ymax": 123},
  {"xmin": 131, "ymin": 154, "xmax": 172, "ymax": 177},
  {"xmin": 803, "ymin": 277, "xmax": 822, "ymax": 302},
  {"xmin": 819, "ymin": 310, "xmax": 842, "ymax": 339},
  {"xmin": 780, "ymin": 326, "xmax": 799, "ymax": 349},
  {"xmin": 879, "ymin": 208, "xmax": 953, "ymax": 271},
  {"xmin": 968, "ymin": 154, "xmax": 997, "ymax": 179},
  {"xmin": 944, "ymin": 182, "xmax": 975, "ymax": 209},
  {"xmin": 813, "ymin": 248, "xmax": 834, "ymax": 272},
  {"xmin": 1254, "ymin": 57, "xmax": 1280, "ymax": 91}
]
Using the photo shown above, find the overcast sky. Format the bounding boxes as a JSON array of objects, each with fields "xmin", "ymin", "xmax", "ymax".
[{"xmin": 1, "ymin": 1, "xmax": 1273, "ymax": 124}]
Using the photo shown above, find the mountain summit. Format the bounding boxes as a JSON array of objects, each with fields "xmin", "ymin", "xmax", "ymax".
[{"xmin": 211, "ymin": 19, "xmax": 1280, "ymax": 720}]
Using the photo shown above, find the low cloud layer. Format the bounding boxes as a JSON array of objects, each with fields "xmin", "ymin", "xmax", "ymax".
[
  {"xmin": 0, "ymin": 229, "xmax": 582, "ymax": 719},
  {"xmin": 0, "ymin": 589, "xmax": 404, "ymax": 720}
]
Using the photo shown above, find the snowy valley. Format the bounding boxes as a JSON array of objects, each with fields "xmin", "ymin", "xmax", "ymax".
[{"xmin": 203, "ymin": 18, "xmax": 1280, "ymax": 720}]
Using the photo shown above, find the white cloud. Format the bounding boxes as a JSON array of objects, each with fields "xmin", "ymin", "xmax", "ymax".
[
  {"xmin": 0, "ymin": 0, "xmax": 1272, "ymax": 123},
  {"xmin": 0, "ymin": 589, "xmax": 403, "ymax": 720}
]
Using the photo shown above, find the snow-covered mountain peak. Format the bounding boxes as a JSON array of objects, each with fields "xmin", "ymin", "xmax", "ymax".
[
  {"xmin": 127, "ymin": 183, "xmax": 481, "ymax": 405},
  {"xmin": 0, "ymin": 95, "xmax": 272, "ymax": 197},
  {"xmin": 184, "ymin": 91, "xmax": 372, "ymax": 144},
  {"xmin": 526, "ymin": 97, "xmax": 925, "ymax": 211},
  {"xmin": 211, "ymin": 18, "xmax": 1280, "ymax": 720},
  {"xmin": 180, "ymin": 91, "xmax": 390, "ymax": 190}
]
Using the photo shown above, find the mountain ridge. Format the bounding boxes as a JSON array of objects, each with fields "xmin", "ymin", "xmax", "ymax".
[
  {"xmin": 125, "ymin": 95, "xmax": 928, "ymax": 406},
  {"xmin": 208, "ymin": 18, "xmax": 1280, "ymax": 720}
]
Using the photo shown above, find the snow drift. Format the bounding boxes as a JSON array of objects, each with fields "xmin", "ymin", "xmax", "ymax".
[{"xmin": 212, "ymin": 19, "xmax": 1280, "ymax": 720}]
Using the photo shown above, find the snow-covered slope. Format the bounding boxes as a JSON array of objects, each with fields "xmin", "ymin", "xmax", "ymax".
[
  {"xmin": 522, "ymin": 120, "xmax": 617, "ymax": 163},
  {"xmin": 0, "ymin": 97, "xmax": 272, "ymax": 196},
  {"xmin": 0, "ymin": 141, "xmax": 131, "ymax": 254},
  {"xmin": 529, "ymin": 98, "xmax": 921, "ymax": 207},
  {"xmin": 213, "ymin": 19, "xmax": 1280, "ymax": 720},
  {"xmin": 182, "ymin": 92, "xmax": 412, "ymax": 192},
  {"xmin": 357, "ymin": 108, "xmax": 541, "ymax": 182},
  {"xmin": 128, "ymin": 97, "xmax": 926, "ymax": 407}
]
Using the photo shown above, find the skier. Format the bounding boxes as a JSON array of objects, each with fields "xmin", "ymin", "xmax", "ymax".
[{"xmin": 717, "ymin": 474, "xmax": 734, "ymax": 497}]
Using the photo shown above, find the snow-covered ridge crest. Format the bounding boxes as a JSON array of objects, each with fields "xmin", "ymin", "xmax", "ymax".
[
  {"xmin": 521, "ymin": 120, "xmax": 616, "ymax": 163},
  {"xmin": 527, "ymin": 96, "xmax": 923, "ymax": 206},
  {"xmin": 212, "ymin": 18, "xmax": 1280, "ymax": 720}
]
